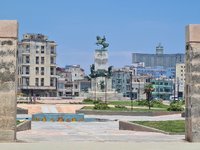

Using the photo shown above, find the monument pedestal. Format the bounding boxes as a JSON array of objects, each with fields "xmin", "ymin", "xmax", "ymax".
[
  {"xmin": 185, "ymin": 24, "xmax": 200, "ymax": 142},
  {"xmin": 0, "ymin": 20, "xmax": 18, "ymax": 141}
]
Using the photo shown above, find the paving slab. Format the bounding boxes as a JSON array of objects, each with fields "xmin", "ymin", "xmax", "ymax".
[{"xmin": 17, "ymin": 121, "xmax": 184, "ymax": 143}]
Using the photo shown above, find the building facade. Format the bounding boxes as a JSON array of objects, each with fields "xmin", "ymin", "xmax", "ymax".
[
  {"xmin": 56, "ymin": 65, "xmax": 87, "ymax": 98},
  {"xmin": 151, "ymin": 79, "xmax": 174, "ymax": 100},
  {"xmin": 112, "ymin": 69, "xmax": 132, "ymax": 97},
  {"xmin": 112, "ymin": 67, "xmax": 146, "ymax": 100},
  {"xmin": 136, "ymin": 66, "xmax": 175, "ymax": 79},
  {"xmin": 132, "ymin": 43, "xmax": 185, "ymax": 68},
  {"xmin": 18, "ymin": 33, "xmax": 57, "ymax": 97}
]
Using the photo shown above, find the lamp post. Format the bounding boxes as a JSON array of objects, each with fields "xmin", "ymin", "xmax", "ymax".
[
  {"xmin": 138, "ymin": 78, "xmax": 140, "ymax": 101},
  {"xmin": 173, "ymin": 78, "xmax": 176, "ymax": 101},
  {"xmin": 130, "ymin": 72, "xmax": 133, "ymax": 111},
  {"xmin": 105, "ymin": 76, "xmax": 107, "ymax": 103}
]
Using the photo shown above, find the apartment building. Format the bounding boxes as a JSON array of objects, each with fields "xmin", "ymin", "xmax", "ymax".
[{"xmin": 18, "ymin": 33, "xmax": 57, "ymax": 97}]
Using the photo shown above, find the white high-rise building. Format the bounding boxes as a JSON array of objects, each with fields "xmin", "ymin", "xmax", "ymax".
[{"xmin": 18, "ymin": 33, "xmax": 57, "ymax": 97}]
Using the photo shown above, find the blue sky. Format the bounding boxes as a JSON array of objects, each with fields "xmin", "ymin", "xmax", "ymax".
[{"xmin": 0, "ymin": 0, "xmax": 199, "ymax": 73}]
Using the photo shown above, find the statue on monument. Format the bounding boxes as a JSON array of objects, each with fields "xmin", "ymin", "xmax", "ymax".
[{"xmin": 96, "ymin": 35, "xmax": 109, "ymax": 50}]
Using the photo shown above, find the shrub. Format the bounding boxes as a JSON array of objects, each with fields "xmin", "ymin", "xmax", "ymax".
[
  {"xmin": 115, "ymin": 105, "xmax": 128, "ymax": 110},
  {"xmin": 167, "ymin": 101, "xmax": 184, "ymax": 111},
  {"xmin": 137, "ymin": 100, "xmax": 153, "ymax": 107},
  {"xmin": 151, "ymin": 100, "xmax": 166, "ymax": 108},
  {"xmin": 93, "ymin": 100, "xmax": 103, "ymax": 104},
  {"xmin": 94, "ymin": 103, "xmax": 110, "ymax": 110},
  {"xmin": 83, "ymin": 98, "xmax": 94, "ymax": 103}
]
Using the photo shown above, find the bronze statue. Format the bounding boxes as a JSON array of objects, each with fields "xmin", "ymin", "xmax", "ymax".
[{"xmin": 96, "ymin": 35, "xmax": 109, "ymax": 49}]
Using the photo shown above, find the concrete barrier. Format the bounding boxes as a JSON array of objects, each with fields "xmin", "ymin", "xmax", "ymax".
[
  {"xmin": 119, "ymin": 121, "xmax": 168, "ymax": 134},
  {"xmin": 17, "ymin": 107, "xmax": 28, "ymax": 114},
  {"xmin": 17, "ymin": 120, "xmax": 31, "ymax": 132}
]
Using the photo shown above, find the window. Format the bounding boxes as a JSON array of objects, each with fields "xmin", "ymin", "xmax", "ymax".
[
  {"xmin": 41, "ymin": 46, "xmax": 44, "ymax": 53},
  {"xmin": 35, "ymin": 78, "xmax": 39, "ymax": 86},
  {"xmin": 36, "ymin": 57, "xmax": 39, "ymax": 64},
  {"xmin": 75, "ymin": 84, "xmax": 78, "ymax": 89},
  {"xmin": 50, "ymin": 67, "xmax": 54, "ymax": 75},
  {"xmin": 35, "ymin": 67, "xmax": 39, "ymax": 75},
  {"xmin": 41, "ymin": 67, "xmax": 44, "ymax": 75},
  {"xmin": 36, "ymin": 45, "xmax": 39, "ymax": 53},
  {"xmin": 50, "ymin": 78, "xmax": 54, "ymax": 86},
  {"xmin": 51, "ymin": 46, "xmax": 55, "ymax": 54},
  {"xmin": 26, "ymin": 45, "xmax": 30, "ymax": 52},
  {"xmin": 26, "ymin": 56, "xmax": 30, "ymax": 63},
  {"xmin": 23, "ymin": 77, "xmax": 29, "ymax": 86},
  {"xmin": 26, "ymin": 66, "xmax": 29, "ymax": 74},
  {"xmin": 41, "ymin": 57, "xmax": 45, "ymax": 64},
  {"xmin": 51, "ymin": 57, "xmax": 54, "ymax": 64},
  {"xmin": 41, "ymin": 78, "xmax": 44, "ymax": 86}
]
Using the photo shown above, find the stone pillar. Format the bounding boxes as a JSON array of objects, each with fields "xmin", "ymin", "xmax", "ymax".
[
  {"xmin": 0, "ymin": 20, "xmax": 18, "ymax": 141},
  {"xmin": 185, "ymin": 24, "xmax": 200, "ymax": 142}
]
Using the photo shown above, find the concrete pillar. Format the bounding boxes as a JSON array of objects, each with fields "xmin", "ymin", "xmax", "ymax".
[
  {"xmin": 0, "ymin": 20, "xmax": 18, "ymax": 141},
  {"xmin": 185, "ymin": 24, "xmax": 200, "ymax": 142}
]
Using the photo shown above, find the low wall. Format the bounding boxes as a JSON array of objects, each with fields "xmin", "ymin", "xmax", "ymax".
[
  {"xmin": 32, "ymin": 113, "xmax": 84, "ymax": 122},
  {"xmin": 76, "ymin": 110, "xmax": 181, "ymax": 116},
  {"xmin": 17, "ymin": 107, "xmax": 28, "ymax": 114},
  {"xmin": 119, "ymin": 121, "xmax": 168, "ymax": 134},
  {"xmin": 17, "ymin": 120, "xmax": 31, "ymax": 132}
]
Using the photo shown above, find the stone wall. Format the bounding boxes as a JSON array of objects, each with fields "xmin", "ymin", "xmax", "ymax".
[
  {"xmin": 185, "ymin": 24, "xmax": 200, "ymax": 142},
  {"xmin": 0, "ymin": 20, "xmax": 18, "ymax": 141}
]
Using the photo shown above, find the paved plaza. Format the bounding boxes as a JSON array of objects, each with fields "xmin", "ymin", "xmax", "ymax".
[
  {"xmin": 17, "ymin": 114, "xmax": 184, "ymax": 143},
  {"xmin": 15, "ymin": 103, "xmax": 196, "ymax": 150}
]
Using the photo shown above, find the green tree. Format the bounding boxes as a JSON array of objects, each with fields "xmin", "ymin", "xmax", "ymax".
[{"xmin": 144, "ymin": 83, "xmax": 154, "ymax": 110}]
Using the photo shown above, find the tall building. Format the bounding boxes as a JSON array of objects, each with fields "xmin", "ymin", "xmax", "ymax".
[
  {"xmin": 175, "ymin": 63, "xmax": 185, "ymax": 98},
  {"xmin": 132, "ymin": 43, "xmax": 185, "ymax": 68},
  {"xmin": 18, "ymin": 33, "xmax": 57, "ymax": 97}
]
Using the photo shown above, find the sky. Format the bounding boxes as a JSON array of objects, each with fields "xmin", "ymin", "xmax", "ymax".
[{"xmin": 0, "ymin": 0, "xmax": 200, "ymax": 74}]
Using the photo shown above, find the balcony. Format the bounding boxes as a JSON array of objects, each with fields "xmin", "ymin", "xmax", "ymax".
[{"xmin": 22, "ymin": 49, "xmax": 30, "ymax": 54}]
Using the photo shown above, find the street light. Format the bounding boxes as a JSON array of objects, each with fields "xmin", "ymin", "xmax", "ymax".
[{"xmin": 130, "ymin": 72, "xmax": 133, "ymax": 111}]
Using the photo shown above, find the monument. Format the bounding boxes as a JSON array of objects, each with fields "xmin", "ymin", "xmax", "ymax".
[
  {"xmin": 185, "ymin": 24, "xmax": 200, "ymax": 142},
  {"xmin": 0, "ymin": 20, "xmax": 18, "ymax": 141},
  {"xmin": 88, "ymin": 36, "xmax": 123, "ymax": 101}
]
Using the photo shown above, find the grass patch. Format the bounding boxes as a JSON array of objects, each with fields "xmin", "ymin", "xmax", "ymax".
[
  {"xmin": 132, "ymin": 120, "xmax": 185, "ymax": 133},
  {"xmin": 82, "ymin": 99, "xmax": 169, "ymax": 108},
  {"xmin": 16, "ymin": 120, "xmax": 21, "ymax": 125},
  {"xmin": 82, "ymin": 106, "xmax": 167, "ymax": 112}
]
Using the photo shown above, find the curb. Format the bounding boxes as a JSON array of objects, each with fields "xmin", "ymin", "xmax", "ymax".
[{"xmin": 119, "ymin": 121, "xmax": 169, "ymax": 134}]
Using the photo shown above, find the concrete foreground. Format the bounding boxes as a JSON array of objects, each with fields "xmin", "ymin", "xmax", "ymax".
[
  {"xmin": 1, "ymin": 142, "xmax": 200, "ymax": 150},
  {"xmin": 17, "ymin": 121, "xmax": 184, "ymax": 143}
]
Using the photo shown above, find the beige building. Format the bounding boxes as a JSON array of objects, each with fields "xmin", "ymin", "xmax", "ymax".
[
  {"xmin": 57, "ymin": 65, "xmax": 86, "ymax": 97},
  {"xmin": 18, "ymin": 33, "xmax": 57, "ymax": 97},
  {"xmin": 175, "ymin": 63, "xmax": 185, "ymax": 98}
]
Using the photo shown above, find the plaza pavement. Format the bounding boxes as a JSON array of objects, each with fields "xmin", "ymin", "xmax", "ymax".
[
  {"xmin": 17, "ymin": 114, "xmax": 184, "ymax": 143},
  {"xmin": 14, "ymin": 100, "xmax": 200, "ymax": 150}
]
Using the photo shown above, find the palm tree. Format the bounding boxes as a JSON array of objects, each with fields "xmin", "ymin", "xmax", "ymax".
[{"xmin": 144, "ymin": 83, "xmax": 154, "ymax": 110}]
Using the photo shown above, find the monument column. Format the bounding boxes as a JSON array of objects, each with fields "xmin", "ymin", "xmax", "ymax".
[
  {"xmin": 185, "ymin": 24, "xmax": 200, "ymax": 142},
  {"xmin": 0, "ymin": 20, "xmax": 18, "ymax": 141}
]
